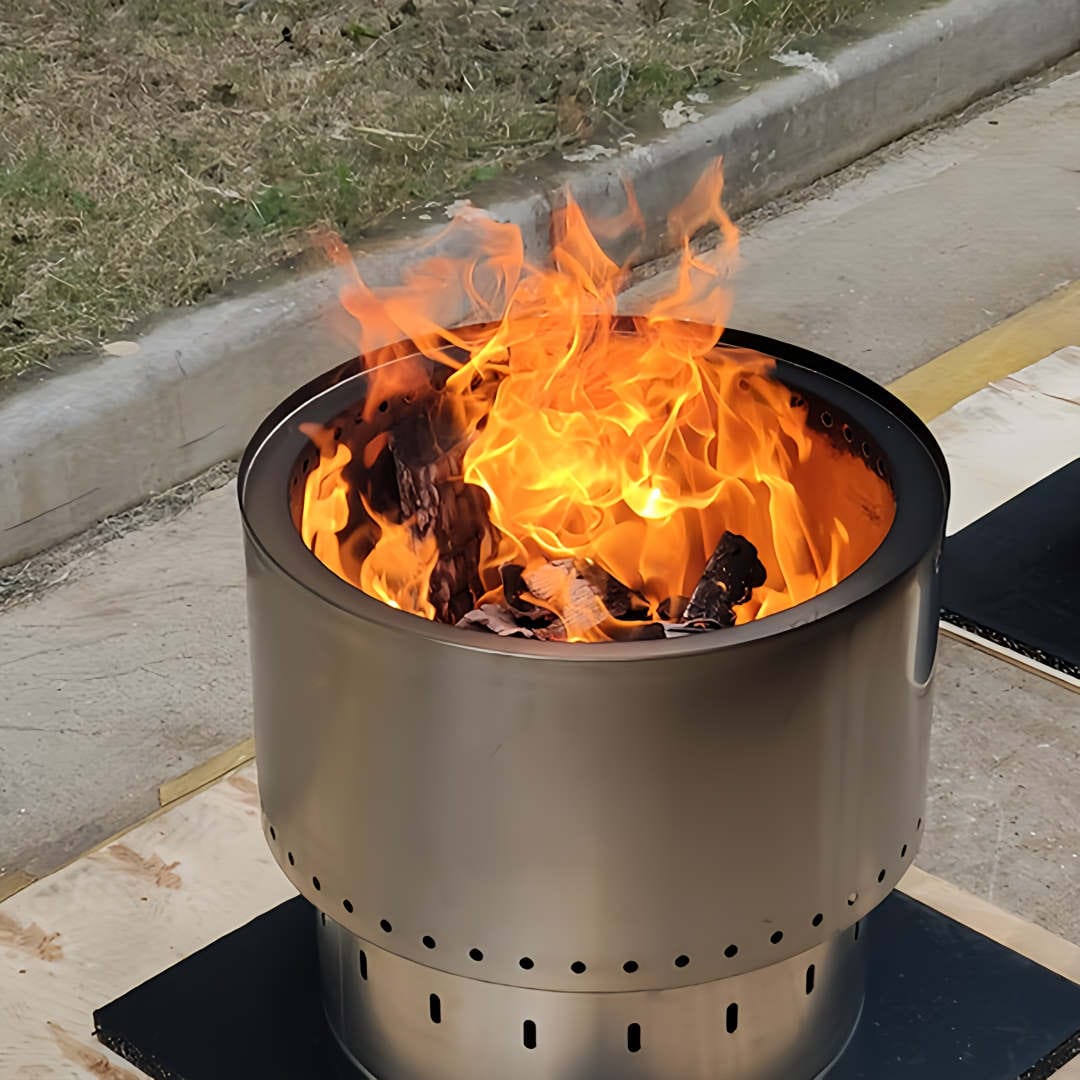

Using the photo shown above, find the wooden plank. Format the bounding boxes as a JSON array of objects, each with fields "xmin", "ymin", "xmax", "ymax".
[
  {"xmin": 0, "ymin": 762, "xmax": 294, "ymax": 1079},
  {"xmin": 1056, "ymin": 1057, "xmax": 1080, "ymax": 1079},
  {"xmin": 928, "ymin": 347, "xmax": 1080, "ymax": 536},
  {"xmin": 940, "ymin": 622, "xmax": 1080, "ymax": 695}
]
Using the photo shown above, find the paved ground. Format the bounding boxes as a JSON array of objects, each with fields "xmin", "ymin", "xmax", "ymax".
[{"xmin": 2, "ymin": 62, "xmax": 1079, "ymax": 942}]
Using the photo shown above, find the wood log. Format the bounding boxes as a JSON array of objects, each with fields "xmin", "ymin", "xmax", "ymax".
[
  {"xmin": 683, "ymin": 531, "xmax": 767, "ymax": 626},
  {"xmin": 387, "ymin": 401, "xmax": 490, "ymax": 623}
]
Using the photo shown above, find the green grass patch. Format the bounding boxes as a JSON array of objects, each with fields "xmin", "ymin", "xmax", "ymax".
[{"xmin": 0, "ymin": 0, "xmax": 878, "ymax": 377}]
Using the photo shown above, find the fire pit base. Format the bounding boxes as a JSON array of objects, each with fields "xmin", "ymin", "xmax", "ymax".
[
  {"xmin": 93, "ymin": 890, "xmax": 1080, "ymax": 1080},
  {"xmin": 318, "ymin": 919, "xmax": 864, "ymax": 1080}
]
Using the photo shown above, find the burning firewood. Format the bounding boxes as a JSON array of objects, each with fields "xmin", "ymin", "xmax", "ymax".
[
  {"xmin": 457, "ymin": 531, "xmax": 766, "ymax": 641},
  {"xmin": 499, "ymin": 565, "xmax": 561, "ymax": 629},
  {"xmin": 386, "ymin": 402, "xmax": 489, "ymax": 623},
  {"xmin": 683, "ymin": 531, "xmax": 768, "ymax": 626}
]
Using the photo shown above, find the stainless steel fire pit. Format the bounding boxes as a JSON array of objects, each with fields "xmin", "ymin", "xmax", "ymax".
[{"xmin": 239, "ymin": 325, "xmax": 948, "ymax": 1080}]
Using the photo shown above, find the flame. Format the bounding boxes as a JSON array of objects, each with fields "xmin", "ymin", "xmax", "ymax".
[{"xmin": 299, "ymin": 161, "xmax": 894, "ymax": 639}]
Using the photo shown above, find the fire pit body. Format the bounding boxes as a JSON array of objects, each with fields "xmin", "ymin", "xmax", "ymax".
[{"xmin": 239, "ymin": 326, "xmax": 948, "ymax": 1080}]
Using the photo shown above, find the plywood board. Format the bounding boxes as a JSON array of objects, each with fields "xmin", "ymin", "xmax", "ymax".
[
  {"xmin": 887, "ymin": 281, "xmax": 1080, "ymax": 422},
  {"xmin": 0, "ymin": 762, "xmax": 293, "ymax": 1079},
  {"xmin": 929, "ymin": 346, "xmax": 1080, "ymax": 536}
]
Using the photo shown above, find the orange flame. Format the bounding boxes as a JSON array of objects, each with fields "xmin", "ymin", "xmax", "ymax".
[{"xmin": 300, "ymin": 161, "xmax": 894, "ymax": 639}]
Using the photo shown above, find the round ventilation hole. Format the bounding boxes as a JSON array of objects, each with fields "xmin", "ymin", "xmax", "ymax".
[
  {"xmin": 269, "ymin": 825, "xmax": 276, "ymax": 841},
  {"xmin": 623, "ymin": 960, "xmax": 639, "ymax": 973},
  {"xmin": 469, "ymin": 948, "xmax": 484, "ymax": 962},
  {"xmin": 519, "ymin": 957, "xmax": 534, "ymax": 971},
  {"xmin": 917, "ymin": 817, "xmax": 923, "ymax": 830},
  {"xmin": 379, "ymin": 919, "xmax": 393, "ymax": 934},
  {"xmin": 312, "ymin": 876, "xmax": 321, "ymax": 891},
  {"xmin": 674, "ymin": 954, "xmax": 690, "ymax": 968},
  {"xmin": 570, "ymin": 961, "xmax": 587, "ymax": 975},
  {"xmin": 821, "ymin": 411, "xmax": 834, "ymax": 428},
  {"xmin": 770, "ymin": 930, "xmax": 784, "ymax": 945},
  {"xmin": 343, "ymin": 899, "xmax": 354, "ymax": 913},
  {"xmin": 422, "ymin": 935, "xmax": 436, "ymax": 950},
  {"xmin": 877, "ymin": 868, "xmax": 886, "ymax": 883},
  {"xmin": 901, "ymin": 843, "xmax": 908, "ymax": 857},
  {"xmin": 812, "ymin": 912, "xmax": 824, "ymax": 927},
  {"xmin": 287, "ymin": 851, "xmax": 295, "ymax": 866},
  {"xmin": 724, "ymin": 944, "xmax": 739, "ymax": 958}
]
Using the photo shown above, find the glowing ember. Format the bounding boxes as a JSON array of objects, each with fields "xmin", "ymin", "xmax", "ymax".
[{"xmin": 299, "ymin": 161, "xmax": 895, "ymax": 641}]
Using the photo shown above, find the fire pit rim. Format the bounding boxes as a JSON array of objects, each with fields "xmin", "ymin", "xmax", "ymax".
[{"xmin": 239, "ymin": 323, "xmax": 948, "ymax": 661}]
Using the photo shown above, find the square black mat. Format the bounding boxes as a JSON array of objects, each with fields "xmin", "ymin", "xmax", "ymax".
[
  {"xmin": 942, "ymin": 457, "xmax": 1080, "ymax": 679},
  {"xmin": 94, "ymin": 891, "xmax": 1080, "ymax": 1079}
]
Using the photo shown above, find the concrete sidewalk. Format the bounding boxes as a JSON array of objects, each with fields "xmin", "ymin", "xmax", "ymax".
[{"xmin": 2, "ymin": 64, "xmax": 1079, "ymax": 942}]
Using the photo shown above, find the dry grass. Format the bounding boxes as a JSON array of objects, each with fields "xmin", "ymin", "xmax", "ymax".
[{"xmin": 0, "ymin": 0, "xmax": 875, "ymax": 377}]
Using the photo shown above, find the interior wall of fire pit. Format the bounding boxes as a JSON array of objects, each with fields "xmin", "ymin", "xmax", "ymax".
[
  {"xmin": 240, "ymin": 326, "xmax": 948, "ymax": 999},
  {"xmin": 285, "ymin": 360, "xmax": 898, "ymax": 530},
  {"xmin": 283, "ymin": 338, "xmax": 900, "ymax": 635}
]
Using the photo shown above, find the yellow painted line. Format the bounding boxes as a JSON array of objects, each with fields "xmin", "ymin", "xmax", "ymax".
[
  {"xmin": 887, "ymin": 280, "xmax": 1080, "ymax": 421},
  {"xmin": 0, "ymin": 750, "xmax": 260, "ymax": 907},
  {"xmin": 158, "ymin": 736, "xmax": 255, "ymax": 807},
  {"xmin": 0, "ymin": 869, "xmax": 36, "ymax": 903},
  {"xmin": 1, "ymin": 742, "xmax": 257, "ymax": 897},
  {"xmin": 899, "ymin": 865, "xmax": 1080, "ymax": 986}
]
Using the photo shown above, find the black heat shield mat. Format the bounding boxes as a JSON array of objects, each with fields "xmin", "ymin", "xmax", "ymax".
[
  {"xmin": 941, "ymin": 458, "xmax": 1080, "ymax": 679},
  {"xmin": 93, "ymin": 891, "xmax": 1080, "ymax": 1080}
]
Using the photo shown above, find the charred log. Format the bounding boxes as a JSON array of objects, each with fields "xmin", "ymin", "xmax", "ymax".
[
  {"xmin": 459, "ymin": 533, "xmax": 766, "ymax": 641},
  {"xmin": 577, "ymin": 562, "xmax": 651, "ymax": 621},
  {"xmin": 500, "ymin": 564, "xmax": 561, "ymax": 629},
  {"xmin": 683, "ymin": 531, "xmax": 767, "ymax": 626},
  {"xmin": 386, "ymin": 403, "xmax": 490, "ymax": 623}
]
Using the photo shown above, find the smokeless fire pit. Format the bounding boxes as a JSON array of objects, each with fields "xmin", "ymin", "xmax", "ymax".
[{"xmin": 239, "ymin": 315, "xmax": 948, "ymax": 1079}]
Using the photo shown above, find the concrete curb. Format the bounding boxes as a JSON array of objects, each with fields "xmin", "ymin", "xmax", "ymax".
[{"xmin": 2, "ymin": 0, "xmax": 1078, "ymax": 565}]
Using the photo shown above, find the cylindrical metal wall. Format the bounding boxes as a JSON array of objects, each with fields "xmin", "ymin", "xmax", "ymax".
[
  {"xmin": 317, "ymin": 915, "xmax": 868, "ymax": 1080},
  {"xmin": 240, "ymin": 327, "xmax": 949, "ymax": 1079}
]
